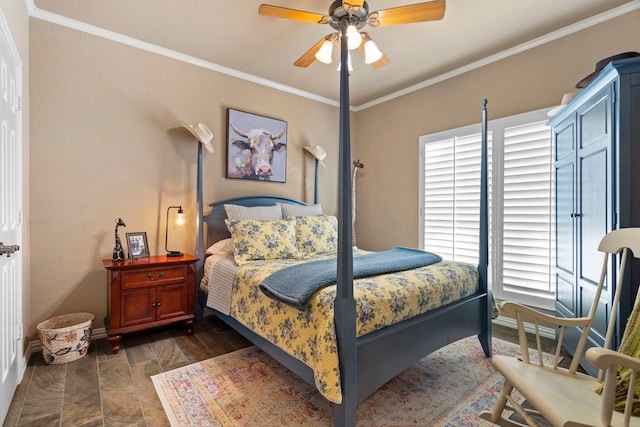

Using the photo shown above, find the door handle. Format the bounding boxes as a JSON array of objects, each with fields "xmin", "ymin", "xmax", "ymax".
[{"xmin": 0, "ymin": 242, "xmax": 20, "ymax": 257}]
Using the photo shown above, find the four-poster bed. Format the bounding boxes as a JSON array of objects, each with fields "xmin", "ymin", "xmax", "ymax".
[
  {"xmin": 193, "ymin": 12, "xmax": 491, "ymax": 427},
  {"xmin": 194, "ymin": 102, "xmax": 491, "ymax": 426}
]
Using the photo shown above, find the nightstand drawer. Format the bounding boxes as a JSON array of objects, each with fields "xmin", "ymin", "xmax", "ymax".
[{"xmin": 121, "ymin": 266, "xmax": 186, "ymax": 289}]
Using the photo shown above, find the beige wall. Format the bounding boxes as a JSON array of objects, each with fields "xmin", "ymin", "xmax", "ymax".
[
  {"xmin": 28, "ymin": 19, "xmax": 343, "ymax": 338},
  {"xmin": 353, "ymin": 10, "xmax": 640, "ymax": 252},
  {"xmin": 2, "ymin": 0, "xmax": 30, "ymax": 352},
  {"xmin": 25, "ymin": 8, "xmax": 640, "ymax": 341}
]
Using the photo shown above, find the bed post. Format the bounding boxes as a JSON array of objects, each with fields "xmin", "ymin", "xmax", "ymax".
[
  {"xmin": 195, "ymin": 142, "xmax": 206, "ymax": 320},
  {"xmin": 333, "ymin": 19, "xmax": 357, "ymax": 427},
  {"xmin": 478, "ymin": 99, "xmax": 492, "ymax": 357}
]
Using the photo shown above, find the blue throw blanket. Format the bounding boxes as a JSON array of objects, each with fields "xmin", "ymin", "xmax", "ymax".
[{"xmin": 260, "ymin": 247, "xmax": 442, "ymax": 310}]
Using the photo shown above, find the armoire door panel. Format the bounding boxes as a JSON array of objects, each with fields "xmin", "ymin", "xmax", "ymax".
[
  {"xmin": 578, "ymin": 284, "xmax": 609, "ymax": 346},
  {"xmin": 556, "ymin": 274, "xmax": 575, "ymax": 316},
  {"xmin": 579, "ymin": 95, "xmax": 609, "ymax": 149},
  {"xmin": 555, "ymin": 122, "xmax": 574, "ymax": 161},
  {"xmin": 555, "ymin": 163, "xmax": 575, "ymax": 274},
  {"xmin": 579, "ymin": 149, "xmax": 608, "ymax": 285}
]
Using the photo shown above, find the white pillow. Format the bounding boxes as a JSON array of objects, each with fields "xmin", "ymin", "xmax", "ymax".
[
  {"xmin": 224, "ymin": 204, "xmax": 282, "ymax": 220},
  {"xmin": 206, "ymin": 238, "xmax": 234, "ymax": 255},
  {"xmin": 280, "ymin": 203, "xmax": 323, "ymax": 217}
]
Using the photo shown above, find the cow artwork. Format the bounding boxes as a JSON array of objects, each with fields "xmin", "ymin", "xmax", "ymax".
[{"xmin": 226, "ymin": 109, "xmax": 287, "ymax": 182}]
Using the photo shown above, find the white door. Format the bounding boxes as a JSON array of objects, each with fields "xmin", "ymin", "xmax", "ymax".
[{"xmin": 0, "ymin": 7, "xmax": 23, "ymax": 425}]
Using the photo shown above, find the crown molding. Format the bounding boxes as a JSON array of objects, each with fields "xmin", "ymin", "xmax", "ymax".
[
  {"xmin": 26, "ymin": 0, "xmax": 339, "ymax": 108},
  {"xmin": 26, "ymin": 0, "xmax": 640, "ymax": 111},
  {"xmin": 354, "ymin": 0, "xmax": 640, "ymax": 111}
]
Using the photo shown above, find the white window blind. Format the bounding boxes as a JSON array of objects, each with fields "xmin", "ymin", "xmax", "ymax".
[
  {"xmin": 422, "ymin": 132, "xmax": 492, "ymax": 265},
  {"xmin": 419, "ymin": 109, "xmax": 555, "ymax": 310},
  {"xmin": 501, "ymin": 120, "xmax": 554, "ymax": 298}
]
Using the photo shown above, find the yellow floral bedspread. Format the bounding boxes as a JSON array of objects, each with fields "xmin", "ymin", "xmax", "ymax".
[{"xmin": 228, "ymin": 249, "xmax": 479, "ymax": 403}]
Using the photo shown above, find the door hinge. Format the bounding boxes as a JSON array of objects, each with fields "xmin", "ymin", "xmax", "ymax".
[
  {"xmin": 16, "ymin": 95, "xmax": 22, "ymax": 112},
  {"xmin": 16, "ymin": 323, "xmax": 23, "ymax": 341}
]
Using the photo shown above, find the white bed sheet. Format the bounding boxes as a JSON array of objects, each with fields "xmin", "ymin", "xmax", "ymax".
[{"xmin": 203, "ymin": 253, "xmax": 239, "ymax": 315}]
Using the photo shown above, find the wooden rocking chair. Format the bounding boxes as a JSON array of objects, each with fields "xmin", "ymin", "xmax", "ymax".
[{"xmin": 480, "ymin": 227, "xmax": 640, "ymax": 427}]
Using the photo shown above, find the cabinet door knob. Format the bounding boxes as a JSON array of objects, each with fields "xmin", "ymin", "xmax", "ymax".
[{"xmin": 147, "ymin": 271, "xmax": 165, "ymax": 281}]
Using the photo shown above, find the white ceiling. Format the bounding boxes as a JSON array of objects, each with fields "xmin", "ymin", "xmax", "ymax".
[{"xmin": 32, "ymin": 0, "xmax": 638, "ymax": 108}]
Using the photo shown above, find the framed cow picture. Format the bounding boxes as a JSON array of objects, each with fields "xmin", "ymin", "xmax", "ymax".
[{"xmin": 226, "ymin": 108, "xmax": 288, "ymax": 182}]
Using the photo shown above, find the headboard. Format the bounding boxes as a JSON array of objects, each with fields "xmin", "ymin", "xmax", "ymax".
[{"xmin": 202, "ymin": 195, "xmax": 308, "ymax": 248}]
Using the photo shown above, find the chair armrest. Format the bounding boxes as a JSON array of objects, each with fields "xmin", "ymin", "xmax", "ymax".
[
  {"xmin": 586, "ymin": 347, "xmax": 640, "ymax": 372},
  {"xmin": 499, "ymin": 301, "xmax": 591, "ymax": 329}
]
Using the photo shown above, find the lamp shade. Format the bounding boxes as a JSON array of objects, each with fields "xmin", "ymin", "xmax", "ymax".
[
  {"xmin": 315, "ymin": 40, "xmax": 334, "ymax": 64},
  {"xmin": 346, "ymin": 24, "xmax": 362, "ymax": 50},
  {"xmin": 165, "ymin": 205, "xmax": 184, "ymax": 257},
  {"xmin": 364, "ymin": 39, "xmax": 383, "ymax": 64}
]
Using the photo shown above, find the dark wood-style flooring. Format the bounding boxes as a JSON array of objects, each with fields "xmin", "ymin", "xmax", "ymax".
[{"xmin": 3, "ymin": 317, "xmax": 567, "ymax": 427}]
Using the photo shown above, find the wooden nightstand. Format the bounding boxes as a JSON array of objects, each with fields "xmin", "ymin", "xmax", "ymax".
[{"xmin": 102, "ymin": 254, "xmax": 198, "ymax": 354}]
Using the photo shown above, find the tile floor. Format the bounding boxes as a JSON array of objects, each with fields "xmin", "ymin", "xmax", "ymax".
[{"xmin": 3, "ymin": 318, "xmax": 562, "ymax": 427}]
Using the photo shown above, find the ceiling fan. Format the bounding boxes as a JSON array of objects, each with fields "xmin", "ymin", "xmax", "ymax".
[{"xmin": 258, "ymin": 0, "xmax": 446, "ymax": 70}]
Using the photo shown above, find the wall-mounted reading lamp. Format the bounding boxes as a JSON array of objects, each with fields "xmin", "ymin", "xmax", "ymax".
[{"xmin": 165, "ymin": 205, "xmax": 185, "ymax": 257}]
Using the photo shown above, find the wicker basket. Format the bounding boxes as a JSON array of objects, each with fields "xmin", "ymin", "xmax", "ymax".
[{"xmin": 37, "ymin": 312, "xmax": 94, "ymax": 364}]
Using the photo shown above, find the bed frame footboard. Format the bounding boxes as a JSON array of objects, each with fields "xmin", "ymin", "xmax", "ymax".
[{"xmin": 205, "ymin": 289, "xmax": 491, "ymax": 424}]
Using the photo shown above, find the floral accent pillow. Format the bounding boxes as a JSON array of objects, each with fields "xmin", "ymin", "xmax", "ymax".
[
  {"xmin": 225, "ymin": 218, "xmax": 301, "ymax": 265},
  {"xmin": 295, "ymin": 215, "xmax": 338, "ymax": 256}
]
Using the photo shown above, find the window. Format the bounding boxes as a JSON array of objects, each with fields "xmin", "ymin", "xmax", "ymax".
[{"xmin": 419, "ymin": 108, "xmax": 555, "ymax": 310}]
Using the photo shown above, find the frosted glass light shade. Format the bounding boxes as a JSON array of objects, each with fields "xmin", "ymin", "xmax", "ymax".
[
  {"xmin": 346, "ymin": 25, "xmax": 362, "ymax": 50},
  {"xmin": 315, "ymin": 40, "xmax": 333, "ymax": 64},
  {"xmin": 364, "ymin": 39, "xmax": 383, "ymax": 64}
]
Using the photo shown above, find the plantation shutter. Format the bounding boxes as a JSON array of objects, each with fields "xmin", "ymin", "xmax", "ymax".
[
  {"xmin": 501, "ymin": 121, "xmax": 554, "ymax": 295},
  {"xmin": 423, "ymin": 132, "xmax": 491, "ymax": 265},
  {"xmin": 420, "ymin": 108, "xmax": 555, "ymax": 310}
]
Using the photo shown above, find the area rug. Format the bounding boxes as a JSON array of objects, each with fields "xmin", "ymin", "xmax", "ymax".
[{"xmin": 152, "ymin": 337, "xmax": 540, "ymax": 426}]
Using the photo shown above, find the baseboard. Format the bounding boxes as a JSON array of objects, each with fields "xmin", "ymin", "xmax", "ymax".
[
  {"xmin": 29, "ymin": 322, "xmax": 551, "ymax": 359},
  {"xmin": 492, "ymin": 316, "xmax": 556, "ymax": 340}
]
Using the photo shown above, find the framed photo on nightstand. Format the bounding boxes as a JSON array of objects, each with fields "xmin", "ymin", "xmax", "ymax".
[{"xmin": 126, "ymin": 232, "xmax": 150, "ymax": 260}]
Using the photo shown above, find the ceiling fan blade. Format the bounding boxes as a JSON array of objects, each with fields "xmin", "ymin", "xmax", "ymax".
[
  {"xmin": 370, "ymin": 53, "xmax": 390, "ymax": 69},
  {"xmin": 259, "ymin": 4, "xmax": 326, "ymax": 24},
  {"xmin": 369, "ymin": 0, "xmax": 446, "ymax": 27},
  {"xmin": 294, "ymin": 36, "xmax": 330, "ymax": 68}
]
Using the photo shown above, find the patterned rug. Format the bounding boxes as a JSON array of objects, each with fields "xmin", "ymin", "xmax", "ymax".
[{"xmin": 152, "ymin": 337, "xmax": 537, "ymax": 426}]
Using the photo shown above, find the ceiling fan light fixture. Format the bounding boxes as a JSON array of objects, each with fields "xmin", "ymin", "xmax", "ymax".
[
  {"xmin": 315, "ymin": 39, "xmax": 334, "ymax": 64},
  {"xmin": 346, "ymin": 24, "xmax": 362, "ymax": 50},
  {"xmin": 363, "ymin": 37, "xmax": 383, "ymax": 64},
  {"xmin": 337, "ymin": 52, "xmax": 353, "ymax": 72}
]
